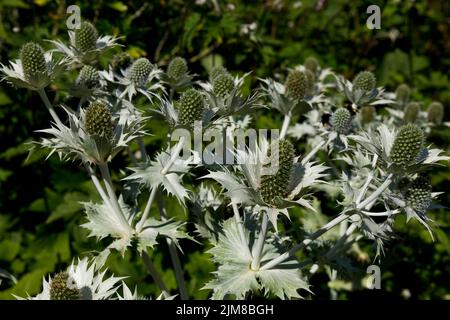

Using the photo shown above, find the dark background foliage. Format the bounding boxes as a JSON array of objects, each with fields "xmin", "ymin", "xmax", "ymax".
[{"xmin": 0, "ymin": 0, "xmax": 448, "ymax": 299}]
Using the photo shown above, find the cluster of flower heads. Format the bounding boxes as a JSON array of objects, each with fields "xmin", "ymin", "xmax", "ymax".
[{"xmin": 1, "ymin": 19, "xmax": 448, "ymax": 300}]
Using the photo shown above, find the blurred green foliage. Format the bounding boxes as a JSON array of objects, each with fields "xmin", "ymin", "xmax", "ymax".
[{"xmin": 0, "ymin": 0, "xmax": 448, "ymax": 300}]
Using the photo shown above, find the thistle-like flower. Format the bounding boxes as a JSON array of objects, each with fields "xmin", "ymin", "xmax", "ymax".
[
  {"xmin": 128, "ymin": 58, "xmax": 152, "ymax": 86},
  {"xmin": 331, "ymin": 108, "xmax": 353, "ymax": 134},
  {"xmin": 77, "ymin": 65, "xmax": 100, "ymax": 88},
  {"xmin": 178, "ymin": 89, "xmax": 205, "ymax": 128},
  {"xmin": 213, "ymin": 72, "xmax": 234, "ymax": 98},
  {"xmin": 1, "ymin": 41, "xmax": 66, "ymax": 91},
  {"xmin": 352, "ymin": 71, "xmax": 376, "ymax": 93},
  {"xmin": 85, "ymin": 101, "xmax": 114, "ymax": 138},
  {"xmin": 427, "ymin": 102, "xmax": 444, "ymax": 125},
  {"xmin": 209, "ymin": 65, "xmax": 228, "ymax": 83},
  {"xmin": 49, "ymin": 20, "xmax": 120, "ymax": 65},
  {"xmin": 304, "ymin": 56, "xmax": 319, "ymax": 74},
  {"xmin": 259, "ymin": 140, "xmax": 294, "ymax": 206},
  {"xmin": 285, "ymin": 70, "xmax": 307, "ymax": 101},
  {"xmin": 396, "ymin": 84, "xmax": 411, "ymax": 106},
  {"xmin": 161, "ymin": 56, "xmax": 193, "ymax": 92},
  {"xmin": 403, "ymin": 102, "xmax": 420, "ymax": 123},
  {"xmin": 405, "ymin": 175, "xmax": 432, "ymax": 214},
  {"xmin": 17, "ymin": 258, "xmax": 123, "ymax": 300},
  {"xmin": 390, "ymin": 124, "xmax": 424, "ymax": 167}
]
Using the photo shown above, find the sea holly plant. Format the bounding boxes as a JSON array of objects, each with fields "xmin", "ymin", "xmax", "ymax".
[{"xmin": 1, "ymin": 20, "xmax": 449, "ymax": 301}]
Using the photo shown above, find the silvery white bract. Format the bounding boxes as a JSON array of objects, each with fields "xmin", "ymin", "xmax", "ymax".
[
  {"xmin": 16, "ymin": 257, "xmax": 123, "ymax": 300},
  {"xmin": 48, "ymin": 30, "xmax": 120, "ymax": 65},
  {"xmin": 0, "ymin": 51, "xmax": 67, "ymax": 91},
  {"xmin": 203, "ymin": 217, "xmax": 310, "ymax": 299},
  {"xmin": 36, "ymin": 104, "xmax": 146, "ymax": 164}
]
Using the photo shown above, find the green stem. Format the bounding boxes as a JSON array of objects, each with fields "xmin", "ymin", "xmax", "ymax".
[
  {"xmin": 231, "ymin": 202, "xmax": 253, "ymax": 260},
  {"xmin": 251, "ymin": 213, "xmax": 269, "ymax": 270},
  {"xmin": 356, "ymin": 173, "xmax": 394, "ymax": 211},
  {"xmin": 136, "ymin": 187, "xmax": 158, "ymax": 233},
  {"xmin": 37, "ymin": 88, "xmax": 63, "ymax": 127},
  {"xmin": 301, "ymin": 138, "xmax": 329, "ymax": 165},
  {"xmin": 156, "ymin": 191, "xmax": 188, "ymax": 300},
  {"xmin": 141, "ymin": 250, "xmax": 170, "ymax": 298},
  {"xmin": 279, "ymin": 112, "xmax": 291, "ymax": 140}
]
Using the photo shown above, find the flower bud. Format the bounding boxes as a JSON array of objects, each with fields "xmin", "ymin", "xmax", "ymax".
[
  {"xmin": 259, "ymin": 140, "xmax": 294, "ymax": 206},
  {"xmin": 304, "ymin": 57, "xmax": 319, "ymax": 74},
  {"xmin": 178, "ymin": 89, "xmax": 205, "ymax": 128},
  {"xmin": 390, "ymin": 124, "xmax": 424, "ymax": 166},
  {"xmin": 128, "ymin": 58, "xmax": 152, "ymax": 86},
  {"xmin": 352, "ymin": 71, "xmax": 376, "ymax": 92},
  {"xmin": 77, "ymin": 65, "xmax": 99, "ymax": 88},
  {"xmin": 74, "ymin": 22, "xmax": 98, "ymax": 53},
  {"xmin": 405, "ymin": 175, "xmax": 431, "ymax": 214},
  {"xmin": 50, "ymin": 272, "xmax": 80, "ymax": 300},
  {"xmin": 285, "ymin": 70, "xmax": 307, "ymax": 100},
  {"xmin": 85, "ymin": 101, "xmax": 113, "ymax": 138},
  {"xmin": 361, "ymin": 106, "xmax": 376, "ymax": 124},
  {"xmin": 213, "ymin": 72, "xmax": 234, "ymax": 97},
  {"xmin": 111, "ymin": 52, "xmax": 132, "ymax": 74},
  {"xmin": 209, "ymin": 66, "xmax": 228, "ymax": 83},
  {"xmin": 396, "ymin": 84, "xmax": 410, "ymax": 105},
  {"xmin": 403, "ymin": 102, "xmax": 420, "ymax": 123},
  {"xmin": 427, "ymin": 102, "xmax": 444, "ymax": 125},
  {"xmin": 167, "ymin": 57, "xmax": 188, "ymax": 81},
  {"xmin": 331, "ymin": 108, "xmax": 352, "ymax": 134},
  {"xmin": 20, "ymin": 42, "xmax": 47, "ymax": 81}
]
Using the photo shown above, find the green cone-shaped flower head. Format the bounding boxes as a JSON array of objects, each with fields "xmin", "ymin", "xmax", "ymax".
[
  {"xmin": 77, "ymin": 65, "xmax": 99, "ymax": 88},
  {"xmin": 178, "ymin": 89, "xmax": 205, "ymax": 128},
  {"xmin": 167, "ymin": 57, "xmax": 188, "ymax": 81},
  {"xmin": 331, "ymin": 108, "xmax": 352, "ymax": 134},
  {"xmin": 352, "ymin": 71, "xmax": 376, "ymax": 92},
  {"xmin": 259, "ymin": 140, "xmax": 294, "ymax": 206},
  {"xmin": 209, "ymin": 66, "xmax": 228, "ymax": 83},
  {"xmin": 285, "ymin": 70, "xmax": 307, "ymax": 100},
  {"xmin": 405, "ymin": 175, "xmax": 431, "ymax": 214},
  {"xmin": 20, "ymin": 42, "xmax": 47, "ymax": 81},
  {"xmin": 390, "ymin": 124, "xmax": 424, "ymax": 167},
  {"xmin": 111, "ymin": 52, "xmax": 132, "ymax": 74},
  {"xmin": 304, "ymin": 57, "xmax": 319, "ymax": 74},
  {"xmin": 75, "ymin": 22, "xmax": 98, "ymax": 53},
  {"xmin": 128, "ymin": 58, "xmax": 152, "ymax": 86},
  {"xmin": 396, "ymin": 84, "xmax": 410, "ymax": 105},
  {"xmin": 361, "ymin": 106, "xmax": 376, "ymax": 124},
  {"xmin": 85, "ymin": 101, "xmax": 113, "ymax": 138},
  {"xmin": 404, "ymin": 102, "xmax": 420, "ymax": 123},
  {"xmin": 50, "ymin": 272, "xmax": 80, "ymax": 300},
  {"xmin": 213, "ymin": 72, "xmax": 234, "ymax": 97},
  {"xmin": 427, "ymin": 102, "xmax": 444, "ymax": 125}
]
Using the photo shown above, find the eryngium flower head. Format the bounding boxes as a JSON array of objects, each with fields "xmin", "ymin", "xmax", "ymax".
[
  {"xmin": 128, "ymin": 57, "xmax": 152, "ymax": 86},
  {"xmin": 304, "ymin": 57, "xmax": 319, "ymax": 74},
  {"xmin": 74, "ymin": 22, "xmax": 98, "ymax": 53},
  {"xmin": 305, "ymin": 69, "xmax": 316, "ymax": 96},
  {"xmin": 361, "ymin": 106, "xmax": 376, "ymax": 124},
  {"xmin": 390, "ymin": 124, "xmax": 424, "ymax": 167},
  {"xmin": 285, "ymin": 70, "xmax": 307, "ymax": 100},
  {"xmin": 85, "ymin": 101, "xmax": 113, "ymax": 138},
  {"xmin": 259, "ymin": 140, "xmax": 294, "ymax": 206},
  {"xmin": 404, "ymin": 102, "xmax": 420, "ymax": 123},
  {"xmin": 209, "ymin": 65, "xmax": 228, "ymax": 83},
  {"xmin": 352, "ymin": 71, "xmax": 376, "ymax": 92},
  {"xmin": 167, "ymin": 57, "xmax": 188, "ymax": 81},
  {"xmin": 178, "ymin": 89, "xmax": 205, "ymax": 128},
  {"xmin": 111, "ymin": 52, "xmax": 132, "ymax": 74},
  {"xmin": 405, "ymin": 175, "xmax": 431, "ymax": 214},
  {"xmin": 20, "ymin": 42, "xmax": 48, "ymax": 81},
  {"xmin": 331, "ymin": 107, "xmax": 352, "ymax": 134},
  {"xmin": 213, "ymin": 72, "xmax": 234, "ymax": 97},
  {"xmin": 76, "ymin": 65, "xmax": 99, "ymax": 88},
  {"xmin": 50, "ymin": 272, "xmax": 80, "ymax": 300},
  {"xmin": 396, "ymin": 84, "xmax": 410, "ymax": 105},
  {"xmin": 427, "ymin": 102, "xmax": 444, "ymax": 124}
]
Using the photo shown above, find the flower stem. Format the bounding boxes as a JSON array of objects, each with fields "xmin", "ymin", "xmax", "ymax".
[
  {"xmin": 37, "ymin": 88, "xmax": 63, "ymax": 127},
  {"xmin": 156, "ymin": 191, "xmax": 188, "ymax": 300},
  {"xmin": 355, "ymin": 154, "xmax": 378, "ymax": 205},
  {"xmin": 251, "ymin": 213, "xmax": 269, "ymax": 270},
  {"xmin": 231, "ymin": 202, "xmax": 253, "ymax": 260},
  {"xmin": 356, "ymin": 173, "xmax": 394, "ymax": 211},
  {"xmin": 279, "ymin": 112, "xmax": 291, "ymax": 140},
  {"xmin": 161, "ymin": 136, "xmax": 186, "ymax": 175},
  {"xmin": 301, "ymin": 139, "xmax": 328, "ymax": 165},
  {"xmin": 260, "ymin": 213, "xmax": 350, "ymax": 271},
  {"xmin": 136, "ymin": 187, "xmax": 158, "ymax": 233},
  {"xmin": 141, "ymin": 250, "xmax": 170, "ymax": 298}
]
